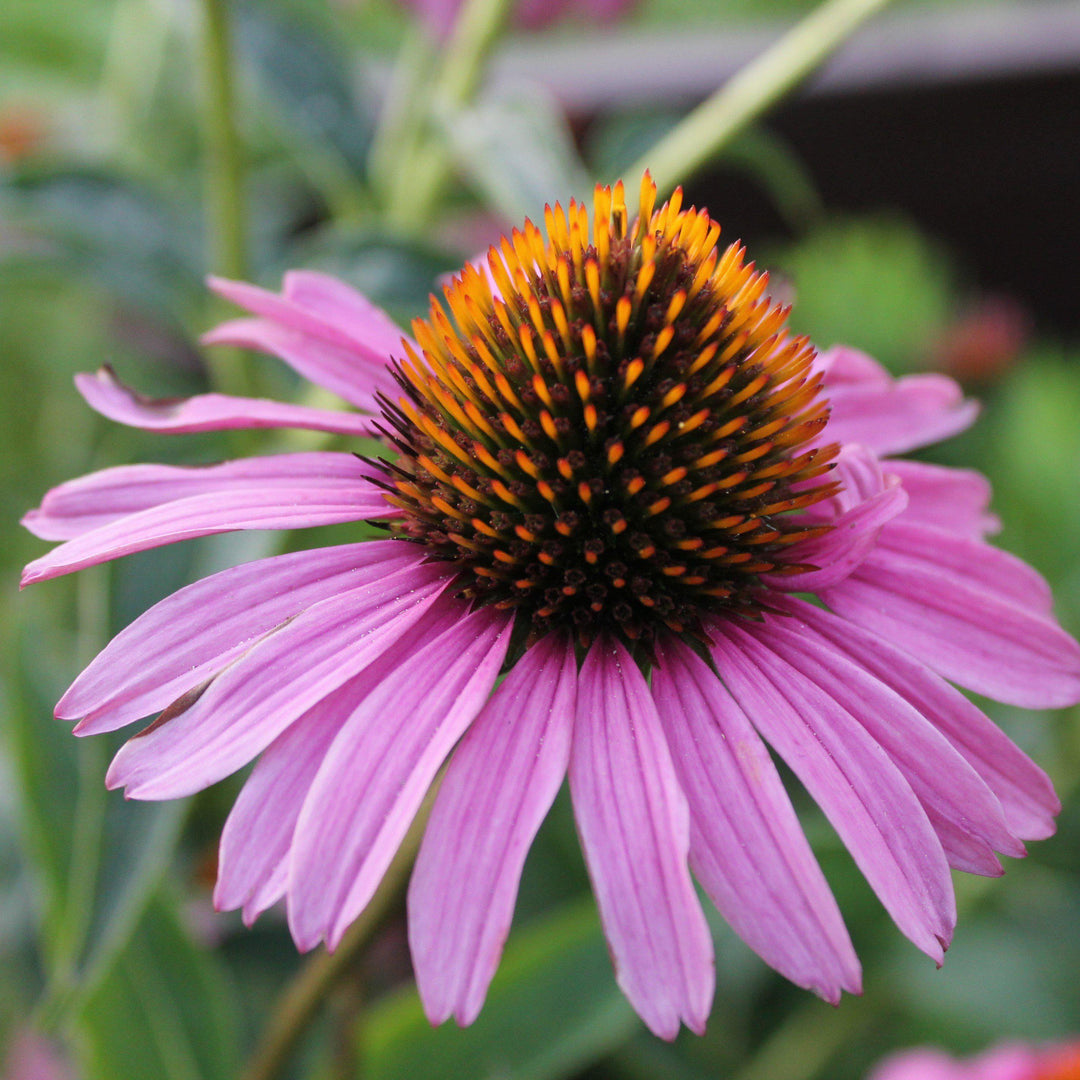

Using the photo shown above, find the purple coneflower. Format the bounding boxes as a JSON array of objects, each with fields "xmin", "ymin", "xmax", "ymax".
[
  {"xmin": 22, "ymin": 176, "xmax": 1080, "ymax": 1039},
  {"xmin": 869, "ymin": 1039, "xmax": 1080, "ymax": 1080}
]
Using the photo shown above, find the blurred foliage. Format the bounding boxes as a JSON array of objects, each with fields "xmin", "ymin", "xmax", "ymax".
[{"xmin": 2, "ymin": 0, "xmax": 1079, "ymax": 1079}]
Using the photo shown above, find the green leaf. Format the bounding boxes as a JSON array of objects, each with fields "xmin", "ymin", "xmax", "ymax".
[
  {"xmin": 77, "ymin": 889, "xmax": 240, "ymax": 1080},
  {"xmin": 444, "ymin": 83, "xmax": 594, "ymax": 225},
  {"xmin": 364, "ymin": 898, "xmax": 637, "ymax": 1080},
  {"xmin": 0, "ymin": 168, "xmax": 205, "ymax": 323}
]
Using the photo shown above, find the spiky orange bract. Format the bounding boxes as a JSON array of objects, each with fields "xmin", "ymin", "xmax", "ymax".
[{"xmin": 375, "ymin": 175, "xmax": 839, "ymax": 648}]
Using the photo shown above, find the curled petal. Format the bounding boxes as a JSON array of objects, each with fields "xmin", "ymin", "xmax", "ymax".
[
  {"xmin": 885, "ymin": 459, "xmax": 999, "ymax": 538},
  {"xmin": 73, "ymin": 367, "xmax": 379, "ymax": 438},
  {"xmin": 570, "ymin": 637, "xmax": 714, "ymax": 1040},
  {"xmin": 205, "ymin": 273, "xmax": 408, "ymax": 410}
]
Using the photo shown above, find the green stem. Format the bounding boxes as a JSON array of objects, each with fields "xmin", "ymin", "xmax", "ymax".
[
  {"xmin": 238, "ymin": 793, "xmax": 435, "ymax": 1080},
  {"xmin": 628, "ymin": 0, "xmax": 898, "ymax": 196},
  {"xmin": 200, "ymin": 0, "xmax": 251, "ymax": 396},
  {"xmin": 385, "ymin": 0, "xmax": 514, "ymax": 230}
]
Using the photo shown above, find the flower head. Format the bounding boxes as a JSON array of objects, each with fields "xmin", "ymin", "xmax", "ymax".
[
  {"xmin": 869, "ymin": 1040, "xmax": 1080, "ymax": 1080},
  {"xmin": 22, "ymin": 176, "xmax": 1080, "ymax": 1040}
]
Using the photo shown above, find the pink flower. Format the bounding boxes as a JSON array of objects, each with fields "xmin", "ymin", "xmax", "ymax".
[
  {"xmin": 402, "ymin": 0, "xmax": 636, "ymax": 43},
  {"xmin": 869, "ymin": 1039, "xmax": 1080, "ymax": 1080},
  {"xmin": 22, "ymin": 177, "xmax": 1080, "ymax": 1040}
]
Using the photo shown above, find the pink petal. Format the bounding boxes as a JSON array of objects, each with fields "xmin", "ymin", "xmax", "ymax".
[
  {"xmin": 569, "ymin": 637, "xmax": 714, "ymax": 1040},
  {"xmin": 885, "ymin": 459, "xmax": 999, "ymax": 537},
  {"xmin": 214, "ymin": 672, "xmax": 376, "ymax": 924},
  {"xmin": 710, "ymin": 622, "xmax": 956, "ymax": 961},
  {"xmin": 408, "ymin": 632, "xmax": 576, "ymax": 1026},
  {"xmin": 63, "ymin": 541, "xmax": 422, "ymax": 734},
  {"xmin": 651, "ymin": 635, "xmax": 860, "ymax": 1002},
  {"xmin": 73, "ymin": 367, "xmax": 379, "ymax": 438},
  {"xmin": 23, "ymin": 451, "xmax": 389, "ymax": 542},
  {"xmin": 816, "ymin": 346, "xmax": 978, "ymax": 454},
  {"xmin": 769, "ymin": 596, "xmax": 1060, "ymax": 841},
  {"xmin": 823, "ymin": 548, "xmax": 1080, "ymax": 708},
  {"xmin": 205, "ymin": 272, "xmax": 408, "ymax": 410},
  {"xmin": 877, "ymin": 520, "xmax": 1054, "ymax": 617},
  {"xmin": 21, "ymin": 467, "xmax": 395, "ymax": 586},
  {"xmin": 744, "ymin": 614, "xmax": 1024, "ymax": 867},
  {"xmin": 105, "ymin": 564, "xmax": 453, "ymax": 799},
  {"xmin": 282, "ymin": 270, "xmax": 410, "ymax": 360},
  {"xmin": 287, "ymin": 606, "xmax": 514, "ymax": 952}
]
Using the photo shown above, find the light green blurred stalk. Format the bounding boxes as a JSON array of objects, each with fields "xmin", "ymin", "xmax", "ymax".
[
  {"xmin": 631, "ymin": 0, "xmax": 897, "ymax": 195},
  {"xmin": 381, "ymin": 0, "xmax": 515, "ymax": 230},
  {"xmin": 200, "ymin": 0, "xmax": 251, "ymax": 397}
]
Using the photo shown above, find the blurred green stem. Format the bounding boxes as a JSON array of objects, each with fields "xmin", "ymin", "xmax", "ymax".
[
  {"xmin": 200, "ymin": 0, "xmax": 251, "ymax": 396},
  {"xmin": 384, "ymin": 0, "xmax": 513, "ymax": 231},
  {"xmin": 239, "ymin": 793, "xmax": 435, "ymax": 1080},
  {"xmin": 630, "ymin": 0, "xmax": 897, "ymax": 195}
]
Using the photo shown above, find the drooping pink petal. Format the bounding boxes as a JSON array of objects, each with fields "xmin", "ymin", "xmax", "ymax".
[
  {"xmin": 63, "ymin": 541, "xmax": 422, "ymax": 735},
  {"xmin": 408, "ymin": 632, "xmax": 576, "ymax": 1027},
  {"xmin": 204, "ymin": 273, "xmax": 408, "ymax": 410},
  {"xmin": 569, "ymin": 637, "xmax": 714, "ymax": 1040},
  {"xmin": 287, "ymin": 606, "xmax": 513, "ymax": 952},
  {"xmin": 21, "ymin": 467, "xmax": 395, "ymax": 586},
  {"xmin": 822, "ymin": 547, "xmax": 1080, "ymax": 708},
  {"xmin": 815, "ymin": 346, "xmax": 978, "ymax": 455},
  {"xmin": 884, "ymin": 459, "xmax": 999, "ymax": 538},
  {"xmin": 768, "ymin": 595, "xmax": 1060, "ymax": 841},
  {"xmin": 104, "ymin": 564, "xmax": 453, "ymax": 799},
  {"xmin": 22, "ymin": 451, "xmax": 390, "ymax": 542},
  {"xmin": 710, "ymin": 621, "xmax": 956, "ymax": 961},
  {"xmin": 876, "ymin": 519, "xmax": 1054, "ymax": 617},
  {"xmin": 742, "ymin": 614, "xmax": 1024, "ymax": 869},
  {"xmin": 73, "ymin": 366, "xmax": 380, "ymax": 438},
  {"xmin": 214, "ymin": 671, "xmax": 375, "ymax": 924},
  {"xmin": 212, "ymin": 608, "xmax": 456, "ymax": 926},
  {"xmin": 651, "ymin": 635, "xmax": 860, "ymax": 1002}
]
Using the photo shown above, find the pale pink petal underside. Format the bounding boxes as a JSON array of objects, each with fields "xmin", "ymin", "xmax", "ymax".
[
  {"xmin": 23, "ymin": 451, "xmax": 390, "ymax": 542},
  {"xmin": 651, "ymin": 636, "xmax": 860, "ymax": 1002},
  {"xmin": 710, "ymin": 622, "xmax": 956, "ymax": 962},
  {"xmin": 885, "ymin": 459, "xmax": 999, "ymax": 538},
  {"xmin": 73, "ymin": 366, "xmax": 380, "ymax": 438},
  {"xmin": 21, "ymin": 467, "xmax": 395, "ymax": 586},
  {"xmin": 409, "ymin": 632, "xmax": 576, "ymax": 1026},
  {"xmin": 569, "ymin": 637, "xmax": 714, "ymax": 1040},
  {"xmin": 287, "ymin": 607, "xmax": 514, "ymax": 952}
]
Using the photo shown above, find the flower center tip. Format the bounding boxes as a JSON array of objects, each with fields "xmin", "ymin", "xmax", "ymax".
[{"xmin": 373, "ymin": 174, "xmax": 838, "ymax": 648}]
